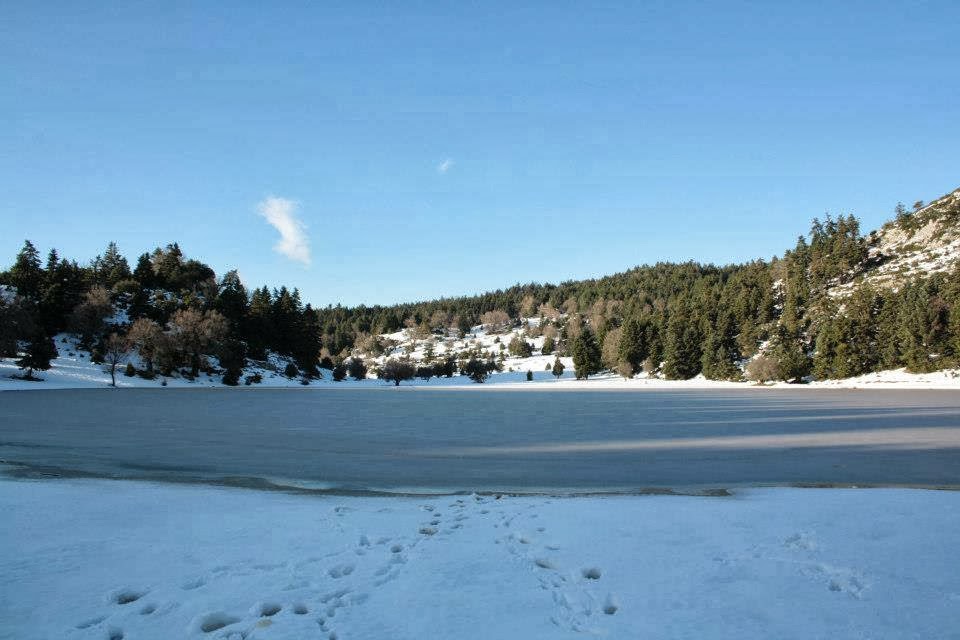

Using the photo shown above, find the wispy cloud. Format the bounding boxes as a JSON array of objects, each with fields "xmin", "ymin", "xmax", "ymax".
[
  {"xmin": 257, "ymin": 196, "xmax": 311, "ymax": 266},
  {"xmin": 437, "ymin": 158, "xmax": 454, "ymax": 174}
]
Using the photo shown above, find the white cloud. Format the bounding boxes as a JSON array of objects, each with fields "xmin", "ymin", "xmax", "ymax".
[
  {"xmin": 257, "ymin": 196, "xmax": 311, "ymax": 266},
  {"xmin": 437, "ymin": 158, "xmax": 454, "ymax": 174}
]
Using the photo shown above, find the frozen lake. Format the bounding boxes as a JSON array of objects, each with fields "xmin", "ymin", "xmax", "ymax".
[{"xmin": 1, "ymin": 388, "xmax": 959, "ymax": 493}]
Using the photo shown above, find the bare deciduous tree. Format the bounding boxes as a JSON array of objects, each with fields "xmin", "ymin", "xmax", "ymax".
[
  {"xmin": 537, "ymin": 303, "xmax": 561, "ymax": 321},
  {"xmin": 519, "ymin": 295, "xmax": 537, "ymax": 318},
  {"xmin": 480, "ymin": 310, "xmax": 511, "ymax": 333},
  {"xmin": 167, "ymin": 309, "xmax": 228, "ymax": 377},
  {"xmin": 102, "ymin": 332, "xmax": 130, "ymax": 387},
  {"xmin": 601, "ymin": 327, "xmax": 622, "ymax": 370},
  {"xmin": 69, "ymin": 286, "xmax": 112, "ymax": 348},
  {"xmin": 745, "ymin": 354, "xmax": 779, "ymax": 385},
  {"xmin": 127, "ymin": 317, "xmax": 163, "ymax": 376}
]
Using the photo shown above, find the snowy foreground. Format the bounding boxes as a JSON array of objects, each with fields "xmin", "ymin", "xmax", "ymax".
[{"xmin": 2, "ymin": 480, "xmax": 959, "ymax": 640}]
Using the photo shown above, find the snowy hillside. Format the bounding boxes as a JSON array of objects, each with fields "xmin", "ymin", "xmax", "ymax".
[{"xmin": 830, "ymin": 187, "xmax": 960, "ymax": 297}]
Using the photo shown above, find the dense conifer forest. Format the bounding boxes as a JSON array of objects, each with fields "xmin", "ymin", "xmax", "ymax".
[{"xmin": 2, "ymin": 187, "xmax": 959, "ymax": 384}]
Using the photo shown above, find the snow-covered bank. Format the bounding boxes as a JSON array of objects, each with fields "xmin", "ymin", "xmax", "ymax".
[
  {"xmin": 2, "ymin": 479, "xmax": 959, "ymax": 640},
  {"xmin": 3, "ymin": 350, "xmax": 959, "ymax": 391},
  {"xmin": 3, "ymin": 333, "xmax": 959, "ymax": 391}
]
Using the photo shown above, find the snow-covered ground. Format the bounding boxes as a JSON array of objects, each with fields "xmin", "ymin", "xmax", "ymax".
[
  {"xmin": 3, "ymin": 323, "xmax": 960, "ymax": 392},
  {"xmin": 1, "ymin": 478, "xmax": 958, "ymax": 640},
  {"xmin": 2, "ymin": 333, "xmax": 958, "ymax": 391},
  {"xmin": 0, "ymin": 334, "xmax": 316, "ymax": 391}
]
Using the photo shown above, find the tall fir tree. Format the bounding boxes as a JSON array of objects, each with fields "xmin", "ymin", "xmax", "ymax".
[
  {"xmin": 663, "ymin": 298, "xmax": 702, "ymax": 379},
  {"xmin": 571, "ymin": 325, "xmax": 602, "ymax": 379},
  {"xmin": 17, "ymin": 331, "xmax": 57, "ymax": 379},
  {"xmin": 8, "ymin": 240, "xmax": 43, "ymax": 300},
  {"xmin": 701, "ymin": 310, "xmax": 741, "ymax": 380}
]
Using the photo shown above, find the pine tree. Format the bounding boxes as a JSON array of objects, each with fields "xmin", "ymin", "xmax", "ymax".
[
  {"xmin": 8, "ymin": 240, "xmax": 43, "ymax": 300},
  {"xmin": 462, "ymin": 358, "xmax": 489, "ymax": 383},
  {"xmin": 95, "ymin": 242, "xmax": 131, "ymax": 289},
  {"xmin": 813, "ymin": 316, "xmax": 840, "ymax": 379},
  {"xmin": 218, "ymin": 338, "xmax": 246, "ymax": 386},
  {"xmin": 874, "ymin": 293, "xmax": 903, "ymax": 369},
  {"xmin": 700, "ymin": 311, "xmax": 741, "ymax": 380},
  {"xmin": 245, "ymin": 286, "xmax": 274, "ymax": 359},
  {"xmin": 541, "ymin": 335, "xmax": 555, "ymax": 355},
  {"xmin": 214, "ymin": 270, "xmax": 249, "ymax": 332},
  {"xmin": 0, "ymin": 294, "xmax": 34, "ymax": 357},
  {"xmin": 347, "ymin": 358, "xmax": 368, "ymax": 381},
  {"xmin": 617, "ymin": 318, "xmax": 647, "ymax": 373},
  {"xmin": 17, "ymin": 331, "xmax": 57, "ymax": 380},
  {"xmin": 771, "ymin": 328, "xmax": 811, "ymax": 382},
  {"xmin": 571, "ymin": 326, "xmax": 602, "ymax": 379},
  {"xmin": 663, "ymin": 299, "xmax": 702, "ymax": 379},
  {"xmin": 551, "ymin": 357, "xmax": 565, "ymax": 379},
  {"xmin": 508, "ymin": 335, "xmax": 533, "ymax": 357}
]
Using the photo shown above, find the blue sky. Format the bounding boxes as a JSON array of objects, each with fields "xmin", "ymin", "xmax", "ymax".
[{"xmin": 2, "ymin": 1, "xmax": 958, "ymax": 307}]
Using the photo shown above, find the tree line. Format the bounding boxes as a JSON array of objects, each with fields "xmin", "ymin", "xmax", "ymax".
[{"xmin": 2, "ymin": 191, "xmax": 959, "ymax": 384}]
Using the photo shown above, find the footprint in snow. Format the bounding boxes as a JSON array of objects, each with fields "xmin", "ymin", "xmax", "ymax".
[
  {"xmin": 581, "ymin": 567, "xmax": 602, "ymax": 580},
  {"xmin": 109, "ymin": 588, "xmax": 147, "ymax": 605},
  {"xmin": 328, "ymin": 563, "xmax": 355, "ymax": 579}
]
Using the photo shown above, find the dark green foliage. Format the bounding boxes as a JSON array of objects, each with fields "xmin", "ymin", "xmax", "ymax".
[
  {"xmin": 380, "ymin": 358, "xmax": 416, "ymax": 386},
  {"xmin": 284, "ymin": 362, "xmax": 300, "ymax": 378},
  {"xmin": 91, "ymin": 242, "xmax": 131, "ymax": 290},
  {"xmin": 434, "ymin": 357, "xmax": 457, "ymax": 378},
  {"xmin": 214, "ymin": 270, "xmax": 249, "ymax": 331},
  {"xmin": 347, "ymin": 358, "xmax": 368, "ymax": 381},
  {"xmin": 541, "ymin": 335, "xmax": 555, "ymax": 355},
  {"xmin": 7, "ymin": 240, "xmax": 43, "ymax": 300},
  {"xmin": 16, "ymin": 332, "xmax": 57, "ymax": 379},
  {"xmin": 525, "ymin": 370, "xmax": 533, "ymax": 381},
  {"xmin": 895, "ymin": 202, "xmax": 916, "ymax": 230},
  {"xmin": 770, "ymin": 329, "xmax": 812, "ymax": 382},
  {"xmin": 896, "ymin": 278, "xmax": 952, "ymax": 372},
  {"xmin": 508, "ymin": 335, "xmax": 533, "ymax": 357},
  {"xmin": 806, "ymin": 214, "xmax": 867, "ymax": 288},
  {"xmin": 571, "ymin": 326, "xmax": 602, "ymax": 379},
  {"xmin": 462, "ymin": 358, "xmax": 489, "ymax": 383},
  {"xmin": 551, "ymin": 357, "xmax": 565, "ymax": 379},
  {"xmin": 124, "ymin": 362, "xmax": 136, "ymax": 377},
  {"xmin": 701, "ymin": 311, "xmax": 741, "ymax": 380},
  {"xmin": 416, "ymin": 365, "xmax": 434, "ymax": 380},
  {"xmin": 662, "ymin": 299, "xmax": 702, "ymax": 380},
  {"xmin": 332, "ymin": 363, "xmax": 347, "ymax": 381},
  {"xmin": 616, "ymin": 318, "xmax": 647, "ymax": 373},
  {"xmin": 0, "ymin": 294, "xmax": 34, "ymax": 357},
  {"xmin": 218, "ymin": 338, "xmax": 246, "ymax": 386}
]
